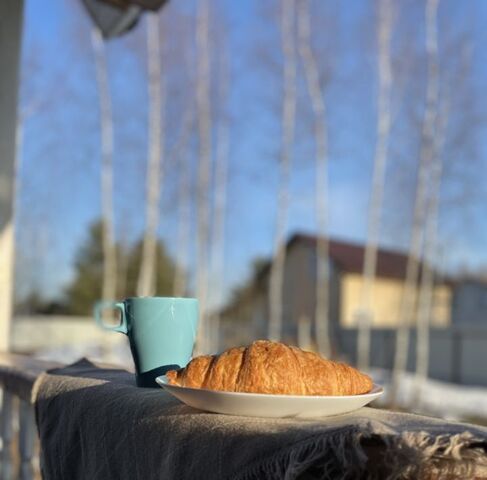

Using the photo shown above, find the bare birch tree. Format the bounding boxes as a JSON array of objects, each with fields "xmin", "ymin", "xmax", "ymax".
[
  {"xmin": 357, "ymin": 0, "xmax": 394, "ymax": 370},
  {"xmin": 268, "ymin": 0, "xmax": 297, "ymax": 341},
  {"xmin": 91, "ymin": 27, "xmax": 117, "ymax": 308},
  {"xmin": 391, "ymin": 0, "xmax": 441, "ymax": 406},
  {"xmin": 208, "ymin": 44, "xmax": 230, "ymax": 354},
  {"xmin": 137, "ymin": 13, "xmax": 166, "ymax": 297},
  {"xmin": 195, "ymin": 0, "xmax": 213, "ymax": 354},
  {"xmin": 297, "ymin": 314, "xmax": 312, "ymax": 350},
  {"xmin": 172, "ymin": 105, "xmax": 194, "ymax": 298},
  {"xmin": 414, "ymin": 51, "xmax": 449, "ymax": 407},
  {"xmin": 117, "ymin": 229, "xmax": 129, "ymax": 299},
  {"xmin": 412, "ymin": 139, "xmax": 443, "ymax": 406},
  {"xmin": 296, "ymin": 0, "xmax": 331, "ymax": 357}
]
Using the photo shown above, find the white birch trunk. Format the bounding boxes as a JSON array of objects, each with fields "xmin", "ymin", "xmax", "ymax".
[
  {"xmin": 173, "ymin": 107, "xmax": 194, "ymax": 298},
  {"xmin": 195, "ymin": 0, "xmax": 213, "ymax": 354},
  {"xmin": 391, "ymin": 0, "xmax": 441, "ymax": 406},
  {"xmin": 268, "ymin": 0, "xmax": 297, "ymax": 342},
  {"xmin": 412, "ymin": 162, "xmax": 441, "ymax": 405},
  {"xmin": 357, "ymin": 0, "xmax": 393, "ymax": 370},
  {"xmin": 297, "ymin": 0, "xmax": 331, "ymax": 357},
  {"xmin": 137, "ymin": 13, "xmax": 165, "ymax": 297},
  {"xmin": 412, "ymin": 101, "xmax": 448, "ymax": 405},
  {"xmin": 208, "ymin": 46, "xmax": 229, "ymax": 354},
  {"xmin": 91, "ymin": 27, "xmax": 117, "ymax": 308},
  {"xmin": 297, "ymin": 314, "xmax": 312, "ymax": 350},
  {"xmin": 117, "ymin": 219, "xmax": 130, "ymax": 299}
]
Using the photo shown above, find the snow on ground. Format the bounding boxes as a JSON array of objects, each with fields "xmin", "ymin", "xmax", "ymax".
[{"xmin": 370, "ymin": 368, "xmax": 487, "ymax": 422}]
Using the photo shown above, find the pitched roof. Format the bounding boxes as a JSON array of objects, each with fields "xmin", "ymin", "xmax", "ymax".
[
  {"xmin": 288, "ymin": 233, "xmax": 416, "ymax": 281},
  {"xmin": 222, "ymin": 232, "xmax": 448, "ymax": 316}
]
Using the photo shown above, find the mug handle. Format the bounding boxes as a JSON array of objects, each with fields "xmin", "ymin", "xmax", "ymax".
[{"xmin": 94, "ymin": 301, "xmax": 128, "ymax": 334}]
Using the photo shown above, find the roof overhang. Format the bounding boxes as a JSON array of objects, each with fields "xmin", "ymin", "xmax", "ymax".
[{"xmin": 81, "ymin": 0, "xmax": 168, "ymax": 38}]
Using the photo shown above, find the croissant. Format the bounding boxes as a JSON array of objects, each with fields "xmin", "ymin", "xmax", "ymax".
[{"xmin": 166, "ymin": 340, "xmax": 373, "ymax": 396}]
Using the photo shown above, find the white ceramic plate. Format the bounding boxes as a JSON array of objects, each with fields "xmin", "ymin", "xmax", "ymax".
[{"xmin": 156, "ymin": 375, "xmax": 383, "ymax": 418}]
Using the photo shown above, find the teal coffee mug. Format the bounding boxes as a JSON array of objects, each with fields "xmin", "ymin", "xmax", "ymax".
[{"xmin": 94, "ymin": 297, "xmax": 198, "ymax": 388}]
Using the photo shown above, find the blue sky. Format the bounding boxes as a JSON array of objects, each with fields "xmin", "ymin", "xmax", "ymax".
[{"xmin": 15, "ymin": 0, "xmax": 487, "ymax": 303}]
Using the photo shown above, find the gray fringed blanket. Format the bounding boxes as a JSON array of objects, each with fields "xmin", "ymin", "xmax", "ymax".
[{"xmin": 33, "ymin": 359, "xmax": 487, "ymax": 479}]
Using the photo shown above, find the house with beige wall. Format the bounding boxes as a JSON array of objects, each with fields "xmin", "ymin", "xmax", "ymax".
[
  {"xmin": 341, "ymin": 273, "xmax": 451, "ymax": 328},
  {"xmin": 221, "ymin": 233, "xmax": 452, "ymax": 350}
]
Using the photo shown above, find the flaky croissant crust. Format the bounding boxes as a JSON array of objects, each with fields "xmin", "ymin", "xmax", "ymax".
[{"xmin": 166, "ymin": 340, "xmax": 373, "ymax": 396}]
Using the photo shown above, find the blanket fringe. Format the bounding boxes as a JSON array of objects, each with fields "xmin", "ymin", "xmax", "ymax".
[
  {"xmin": 383, "ymin": 430, "xmax": 487, "ymax": 479},
  {"xmin": 234, "ymin": 427, "xmax": 487, "ymax": 480}
]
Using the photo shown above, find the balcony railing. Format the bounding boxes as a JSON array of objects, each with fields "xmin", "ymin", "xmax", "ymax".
[
  {"xmin": 0, "ymin": 353, "xmax": 60, "ymax": 480},
  {"xmin": 1, "ymin": 352, "xmax": 487, "ymax": 479}
]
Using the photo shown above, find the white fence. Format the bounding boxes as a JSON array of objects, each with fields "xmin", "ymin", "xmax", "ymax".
[
  {"xmin": 11, "ymin": 316, "xmax": 131, "ymax": 367},
  {"xmin": 10, "ymin": 317, "xmax": 487, "ymax": 387},
  {"xmin": 337, "ymin": 326, "xmax": 487, "ymax": 386}
]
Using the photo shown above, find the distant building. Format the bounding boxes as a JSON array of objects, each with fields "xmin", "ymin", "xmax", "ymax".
[
  {"xmin": 221, "ymin": 233, "xmax": 452, "ymax": 349},
  {"xmin": 451, "ymin": 279, "xmax": 487, "ymax": 325}
]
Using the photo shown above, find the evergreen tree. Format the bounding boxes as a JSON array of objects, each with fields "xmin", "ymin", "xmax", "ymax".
[
  {"xmin": 64, "ymin": 222, "xmax": 105, "ymax": 315},
  {"xmin": 124, "ymin": 239, "xmax": 178, "ymax": 298},
  {"xmin": 64, "ymin": 220, "xmax": 179, "ymax": 314}
]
